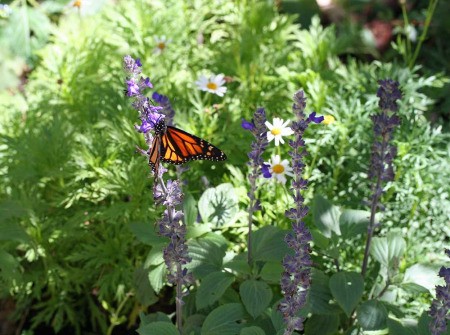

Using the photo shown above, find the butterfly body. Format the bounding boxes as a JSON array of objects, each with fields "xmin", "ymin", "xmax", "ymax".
[{"xmin": 148, "ymin": 119, "xmax": 227, "ymax": 175}]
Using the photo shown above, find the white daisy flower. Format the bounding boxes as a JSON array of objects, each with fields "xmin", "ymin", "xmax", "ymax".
[
  {"xmin": 264, "ymin": 155, "xmax": 294, "ymax": 184},
  {"xmin": 195, "ymin": 74, "xmax": 227, "ymax": 97},
  {"xmin": 68, "ymin": 0, "xmax": 104, "ymax": 16},
  {"xmin": 265, "ymin": 117, "xmax": 294, "ymax": 146},
  {"xmin": 154, "ymin": 36, "xmax": 171, "ymax": 54}
]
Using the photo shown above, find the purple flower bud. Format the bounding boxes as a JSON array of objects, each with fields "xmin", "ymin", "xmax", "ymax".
[
  {"xmin": 241, "ymin": 118, "xmax": 255, "ymax": 130},
  {"xmin": 308, "ymin": 111, "xmax": 324, "ymax": 124},
  {"xmin": 261, "ymin": 163, "xmax": 272, "ymax": 178}
]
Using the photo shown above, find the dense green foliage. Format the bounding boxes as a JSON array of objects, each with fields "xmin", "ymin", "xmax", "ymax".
[{"xmin": 0, "ymin": 0, "xmax": 449, "ymax": 334}]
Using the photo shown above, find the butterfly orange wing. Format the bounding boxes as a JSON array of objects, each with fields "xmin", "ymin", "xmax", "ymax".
[
  {"xmin": 148, "ymin": 135, "xmax": 161, "ymax": 176},
  {"xmin": 160, "ymin": 126, "xmax": 227, "ymax": 165}
]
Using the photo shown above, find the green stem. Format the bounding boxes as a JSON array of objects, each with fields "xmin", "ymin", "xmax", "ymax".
[{"xmin": 408, "ymin": 0, "xmax": 439, "ymax": 69}]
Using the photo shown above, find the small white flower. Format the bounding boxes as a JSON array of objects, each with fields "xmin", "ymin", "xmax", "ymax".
[
  {"xmin": 67, "ymin": 0, "xmax": 104, "ymax": 16},
  {"xmin": 265, "ymin": 117, "xmax": 294, "ymax": 146},
  {"xmin": 154, "ymin": 36, "xmax": 171, "ymax": 54},
  {"xmin": 264, "ymin": 155, "xmax": 294, "ymax": 184},
  {"xmin": 195, "ymin": 74, "xmax": 227, "ymax": 97}
]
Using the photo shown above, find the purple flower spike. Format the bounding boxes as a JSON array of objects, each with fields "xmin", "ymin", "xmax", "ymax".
[
  {"xmin": 242, "ymin": 118, "xmax": 255, "ymax": 131},
  {"xmin": 135, "ymin": 58, "xmax": 142, "ymax": 67},
  {"xmin": 279, "ymin": 90, "xmax": 313, "ymax": 335},
  {"xmin": 429, "ymin": 249, "xmax": 450, "ymax": 335}
]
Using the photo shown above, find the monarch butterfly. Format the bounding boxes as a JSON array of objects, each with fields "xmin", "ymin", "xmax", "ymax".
[{"xmin": 148, "ymin": 118, "xmax": 227, "ymax": 176}]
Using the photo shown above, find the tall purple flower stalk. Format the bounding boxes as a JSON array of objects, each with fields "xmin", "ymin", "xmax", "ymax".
[
  {"xmin": 242, "ymin": 108, "xmax": 269, "ymax": 266},
  {"xmin": 429, "ymin": 249, "xmax": 450, "ymax": 335},
  {"xmin": 123, "ymin": 55, "xmax": 192, "ymax": 332},
  {"xmin": 279, "ymin": 90, "xmax": 323, "ymax": 334},
  {"xmin": 361, "ymin": 79, "xmax": 402, "ymax": 277}
]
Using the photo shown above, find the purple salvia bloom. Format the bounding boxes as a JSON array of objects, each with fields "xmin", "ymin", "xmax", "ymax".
[
  {"xmin": 429, "ymin": 249, "xmax": 450, "ymax": 335},
  {"xmin": 245, "ymin": 108, "xmax": 269, "ymax": 265},
  {"xmin": 279, "ymin": 90, "xmax": 317, "ymax": 335},
  {"xmin": 151, "ymin": 91, "xmax": 175, "ymax": 126},
  {"xmin": 361, "ymin": 79, "xmax": 402, "ymax": 277},
  {"xmin": 123, "ymin": 56, "xmax": 193, "ymax": 327}
]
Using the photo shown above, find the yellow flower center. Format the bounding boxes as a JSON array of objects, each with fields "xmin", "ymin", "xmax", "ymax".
[
  {"xmin": 272, "ymin": 164, "xmax": 284, "ymax": 174},
  {"xmin": 323, "ymin": 115, "xmax": 335, "ymax": 125},
  {"xmin": 271, "ymin": 128, "xmax": 281, "ymax": 135},
  {"xmin": 73, "ymin": 0, "xmax": 82, "ymax": 8},
  {"xmin": 157, "ymin": 42, "xmax": 166, "ymax": 50},
  {"xmin": 207, "ymin": 82, "xmax": 218, "ymax": 90}
]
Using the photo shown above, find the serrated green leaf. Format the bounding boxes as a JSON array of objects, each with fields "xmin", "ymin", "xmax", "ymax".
[
  {"xmin": 198, "ymin": 183, "xmax": 238, "ymax": 227},
  {"xmin": 148, "ymin": 263, "xmax": 166, "ymax": 294},
  {"xmin": 251, "ymin": 226, "xmax": 290, "ymax": 262},
  {"xmin": 339, "ymin": 209, "xmax": 370, "ymax": 239},
  {"xmin": 137, "ymin": 321, "xmax": 179, "ymax": 335},
  {"xmin": 305, "ymin": 314, "xmax": 339, "ymax": 335},
  {"xmin": 201, "ymin": 303, "xmax": 245, "ymax": 335},
  {"xmin": 309, "ymin": 269, "xmax": 341, "ymax": 314},
  {"xmin": 329, "ymin": 271, "xmax": 364, "ymax": 317},
  {"xmin": 188, "ymin": 233, "xmax": 228, "ymax": 278},
  {"xmin": 260, "ymin": 262, "xmax": 283, "ymax": 283},
  {"xmin": 357, "ymin": 300, "xmax": 388, "ymax": 331},
  {"xmin": 312, "ymin": 195, "xmax": 341, "ymax": 238},
  {"xmin": 371, "ymin": 232, "xmax": 406, "ymax": 268},
  {"xmin": 240, "ymin": 280, "xmax": 273, "ymax": 319},
  {"xmin": 196, "ymin": 271, "xmax": 235, "ymax": 310}
]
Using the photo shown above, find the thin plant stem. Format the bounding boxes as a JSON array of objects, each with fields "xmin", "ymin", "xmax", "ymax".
[
  {"xmin": 408, "ymin": 0, "xmax": 439, "ymax": 69},
  {"xmin": 247, "ymin": 165, "xmax": 257, "ymax": 267},
  {"xmin": 361, "ymin": 138, "xmax": 385, "ymax": 277}
]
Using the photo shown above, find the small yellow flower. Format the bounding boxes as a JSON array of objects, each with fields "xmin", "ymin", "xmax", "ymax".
[{"xmin": 322, "ymin": 115, "xmax": 336, "ymax": 125}]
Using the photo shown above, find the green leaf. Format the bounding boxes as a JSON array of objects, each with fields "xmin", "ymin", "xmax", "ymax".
[
  {"xmin": 387, "ymin": 318, "xmax": 417, "ymax": 335},
  {"xmin": 184, "ymin": 314, "xmax": 206, "ymax": 335},
  {"xmin": 260, "ymin": 262, "xmax": 283, "ymax": 283},
  {"xmin": 184, "ymin": 192, "xmax": 198, "ymax": 227},
  {"xmin": 0, "ymin": 249, "xmax": 20, "ymax": 281},
  {"xmin": 224, "ymin": 258, "xmax": 252, "ymax": 276},
  {"xmin": 329, "ymin": 271, "xmax": 364, "ymax": 317},
  {"xmin": 339, "ymin": 209, "xmax": 370, "ymax": 239},
  {"xmin": 309, "ymin": 269, "xmax": 341, "ymax": 314},
  {"xmin": 356, "ymin": 300, "xmax": 388, "ymax": 331},
  {"xmin": 201, "ymin": 303, "xmax": 245, "ymax": 335},
  {"xmin": 137, "ymin": 321, "xmax": 179, "ymax": 335},
  {"xmin": 198, "ymin": 183, "xmax": 238, "ymax": 227},
  {"xmin": 270, "ymin": 303, "xmax": 284, "ymax": 332},
  {"xmin": 403, "ymin": 263, "xmax": 441, "ymax": 293},
  {"xmin": 251, "ymin": 226, "xmax": 290, "ymax": 262},
  {"xmin": 371, "ymin": 232, "xmax": 406, "ymax": 268},
  {"xmin": 134, "ymin": 267, "xmax": 158, "ymax": 306},
  {"xmin": 188, "ymin": 233, "xmax": 228, "ymax": 279},
  {"xmin": 0, "ymin": 200, "xmax": 26, "ymax": 220},
  {"xmin": 310, "ymin": 229, "xmax": 330, "ymax": 249},
  {"xmin": 148, "ymin": 263, "xmax": 166, "ymax": 294},
  {"xmin": 196, "ymin": 271, "xmax": 235, "ymax": 310},
  {"xmin": 139, "ymin": 311, "xmax": 171, "ymax": 325},
  {"xmin": 312, "ymin": 195, "xmax": 341, "ymax": 238},
  {"xmin": 305, "ymin": 314, "xmax": 339, "ymax": 335},
  {"xmin": 240, "ymin": 280, "xmax": 273, "ymax": 319},
  {"xmin": 129, "ymin": 221, "xmax": 167, "ymax": 245},
  {"xmin": 240, "ymin": 326, "xmax": 266, "ymax": 335},
  {"xmin": 0, "ymin": 222, "xmax": 31, "ymax": 243}
]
